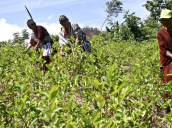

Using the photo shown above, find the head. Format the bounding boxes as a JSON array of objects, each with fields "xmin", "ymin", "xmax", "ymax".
[
  {"xmin": 27, "ymin": 19, "xmax": 36, "ymax": 31},
  {"xmin": 59, "ymin": 15, "xmax": 69, "ymax": 29},
  {"xmin": 159, "ymin": 10, "xmax": 172, "ymax": 30}
]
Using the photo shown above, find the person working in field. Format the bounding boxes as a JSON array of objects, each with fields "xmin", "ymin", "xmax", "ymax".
[
  {"xmin": 58, "ymin": 15, "xmax": 91, "ymax": 56},
  {"xmin": 157, "ymin": 10, "xmax": 172, "ymax": 98},
  {"xmin": 24, "ymin": 19, "xmax": 54, "ymax": 71}
]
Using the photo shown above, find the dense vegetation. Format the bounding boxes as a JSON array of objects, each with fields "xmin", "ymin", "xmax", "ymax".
[
  {"xmin": 0, "ymin": 0, "xmax": 172, "ymax": 127},
  {"xmin": 0, "ymin": 34, "xmax": 172, "ymax": 127}
]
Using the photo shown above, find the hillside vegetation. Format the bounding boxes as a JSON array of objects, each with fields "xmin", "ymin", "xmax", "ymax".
[{"xmin": 0, "ymin": 35, "xmax": 172, "ymax": 127}]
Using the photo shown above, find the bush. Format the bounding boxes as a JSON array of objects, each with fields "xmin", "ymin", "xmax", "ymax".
[{"xmin": 0, "ymin": 34, "xmax": 171, "ymax": 127}]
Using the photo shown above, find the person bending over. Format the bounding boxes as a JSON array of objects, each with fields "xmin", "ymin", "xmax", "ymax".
[
  {"xmin": 58, "ymin": 15, "xmax": 91, "ymax": 56},
  {"xmin": 24, "ymin": 19, "xmax": 54, "ymax": 71}
]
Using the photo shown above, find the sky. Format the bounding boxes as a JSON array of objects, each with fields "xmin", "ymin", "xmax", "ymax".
[{"xmin": 0, "ymin": 0, "xmax": 150, "ymax": 42}]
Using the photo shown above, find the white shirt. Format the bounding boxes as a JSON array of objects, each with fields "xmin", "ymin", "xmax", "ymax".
[{"xmin": 59, "ymin": 22, "xmax": 83, "ymax": 47}]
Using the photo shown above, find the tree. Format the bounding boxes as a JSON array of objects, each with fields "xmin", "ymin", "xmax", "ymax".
[
  {"xmin": 123, "ymin": 11, "xmax": 145, "ymax": 40},
  {"xmin": 101, "ymin": 0, "xmax": 123, "ymax": 31},
  {"xmin": 51, "ymin": 34, "xmax": 59, "ymax": 42},
  {"xmin": 143, "ymin": 0, "xmax": 172, "ymax": 21},
  {"xmin": 0, "ymin": 29, "xmax": 30, "ymax": 48},
  {"xmin": 0, "ymin": 41, "xmax": 9, "ymax": 48},
  {"xmin": 103, "ymin": 10, "xmax": 156, "ymax": 42},
  {"xmin": 13, "ymin": 29, "xmax": 30, "ymax": 45},
  {"xmin": 143, "ymin": 16, "xmax": 162, "ymax": 38}
]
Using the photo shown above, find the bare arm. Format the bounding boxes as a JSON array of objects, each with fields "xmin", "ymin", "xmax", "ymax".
[
  {"xmin": 35, "ymin": 40, "xmax": 42, "ymax": 48},
  {"xmin": 60, "ymin": 47, "xmax": 65, "ymax": 56},
  {"xmin": 75, "ymin": 35, "xmax": 79, "ymax": 43},
  {"xmin": 75, "ymin": 35, "xmax": 79, "ymax": 46},
  {"xmin": 24, "ymin": 44, "xmax": 32, "ymax": 52}
]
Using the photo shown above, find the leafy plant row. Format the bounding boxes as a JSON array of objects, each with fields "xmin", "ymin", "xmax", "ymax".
[{"xmin": 0, "ymin": 36, "xmax": 172, "ymax": 127}]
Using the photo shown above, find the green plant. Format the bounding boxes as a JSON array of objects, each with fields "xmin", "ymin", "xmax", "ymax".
[{"xmin": 0, "ymin": 30, "xmax": 171, "ymax": 127}]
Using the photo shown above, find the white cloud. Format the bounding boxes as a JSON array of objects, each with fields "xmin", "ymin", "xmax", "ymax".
[
  {"xmin": 37, "ymin": 0, "xmax": 43, "ymax": 5},
  {"xmin": 0, "ymin": 18, "xmax": 25, "ymax": 42},
  {"xmin": 0, "ymin": 18, "xmax": 61, "ymax": 43},
  {"xmin": 47, "ymin": 14, "xmax": 54, "ymax": 21}
]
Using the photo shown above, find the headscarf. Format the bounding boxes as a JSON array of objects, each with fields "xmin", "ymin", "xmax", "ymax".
[{"xmin": 27, "ymin": 19, "xmax": 36, "ymax": 26}]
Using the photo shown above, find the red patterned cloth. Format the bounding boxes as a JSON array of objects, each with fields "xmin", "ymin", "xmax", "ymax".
[
  {"xmin": 157, "ymin": 28, "xmax": 172, "ymax": 83},
  {"xmin": 30, "ymin": 25, "xmax": 54, "ymax": 46},
  {"xmin": 157, "ymin": 28, "xmax": 172, "ymax": 100}
]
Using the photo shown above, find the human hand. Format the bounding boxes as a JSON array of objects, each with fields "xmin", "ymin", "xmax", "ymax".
[
  {"xmin": 60, "ymin": 51, "xmax": 65, "ymax": 56},
  {"xmin": 24, "ymin": 49, "xmax": 27, "ymax": 53}
]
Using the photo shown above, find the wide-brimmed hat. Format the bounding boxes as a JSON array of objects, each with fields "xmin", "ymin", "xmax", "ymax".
[
  {"xmin": 159, "ymin": 9, "xmax": 172, "ymax": 19},
  {"xmin": 59, "ymin": 15, "xmax": 68, "ymax": 23}
]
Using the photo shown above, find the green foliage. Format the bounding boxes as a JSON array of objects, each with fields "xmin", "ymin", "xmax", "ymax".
[
  {"xmin": 105, "ymin": 0, "xmax": 123, "ymax": 17},
  {"xmin": 105, "ymin": 10, "xmax": 162, "ymax": 42},
  {"xmin": 0, "ymin": 34, "xmax": 171, "ymax": 127},
  {"xmin": 101, "ymin": 0, "xmax": 123, "ymax": 31},
  {"xmin": 0, "ymin": 29, "xmax": 29, "ymax": 49},
  {"xmin": 123, "ymin": 11, "xmax": 145, "ymax": 40},
  {"xmin": 12, "ymin": 29, "xmax": 30, "ymax": 45},
  {"xmin": 143, "ymin": 16, "xmax": 162, "ymax": 39},
  {"xmin": 51, "ymin": 35, "xmax": 59, "ymax": 43},
  {"xmin": 143, "ymin": 0, "xmax": 172, "ymax": 20},
  {"xmin": 0, "ymin": 41, "xmax": 10, "ymax": 48}
]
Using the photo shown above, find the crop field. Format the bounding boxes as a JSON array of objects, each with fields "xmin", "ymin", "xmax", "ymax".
[{"xmin": 0, "ymin": 36, "xmax": 172, "ymax": 127}]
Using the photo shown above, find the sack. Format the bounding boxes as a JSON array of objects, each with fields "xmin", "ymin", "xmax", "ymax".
[
  {"xmin": 78, "ymin": 31, "xmax": 86, "ymax": 42},
  {"xmin": 77, "ymin": 31, "xmax": 91, "ymax": 53},
  {"xmin": 82, "ymin": 40, "xmax": 91, "ymax": 53},
  {"xmin": 63, "ymin": 25, "xmax": 91, "ymax": 53}
]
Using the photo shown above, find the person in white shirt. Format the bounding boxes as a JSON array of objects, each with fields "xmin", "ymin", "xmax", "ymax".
[{"xmin": 58, "ymin": 15, "xmax": 91, "ymax": 56}]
